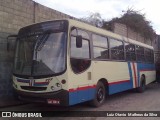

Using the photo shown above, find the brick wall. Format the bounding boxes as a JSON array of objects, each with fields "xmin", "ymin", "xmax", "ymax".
[
  {"xmin": 113, "ymin": 23, "xmax": 152, "ymax": 45},
  {"xmin": 35, "ymin": 3, "xmax": 71, "ymax": 23},
  {"xmin": 113, "ymin": 23, "xmax": 127, "ymax": 37},
  {"xmin": 0, "ymin": 0, "xmax": 71, "ymax": 98}
]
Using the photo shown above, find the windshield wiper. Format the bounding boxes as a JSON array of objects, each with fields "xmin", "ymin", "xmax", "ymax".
[{"xmin": 34, "ymin": 30, "xmax": 51, "ymax": 51}]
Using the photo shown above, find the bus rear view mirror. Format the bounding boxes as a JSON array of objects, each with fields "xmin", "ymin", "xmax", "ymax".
[
  {"xmin": 76, "ymin": 35, "xmax": 82, "ymax": 48},
  {"xmin": 7, "ymin": 34, "xmax": 18, "ymax": 52}
]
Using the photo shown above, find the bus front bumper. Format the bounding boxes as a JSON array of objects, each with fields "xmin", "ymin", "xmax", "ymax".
[{"xmin": 15, "ymin": 89, "xmax": 69, "ymax": 106}]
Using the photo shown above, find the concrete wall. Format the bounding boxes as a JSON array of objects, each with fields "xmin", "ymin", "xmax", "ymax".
[
  {"xmin": 0, "ymin": 0, "xmax": 71, "ymax": 98},
  {"xmin": 113, "ymin": 23, "xmax": 152, "ymax": 45}
]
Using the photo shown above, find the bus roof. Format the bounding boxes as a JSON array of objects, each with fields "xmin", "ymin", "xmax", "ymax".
[
  {"xmin": 68, "ymin": 19, "xmax": 153, "ymax": 50},
  {"xmin": 19, "ymin": 18, "xmax": 153, "ymax": 49}
]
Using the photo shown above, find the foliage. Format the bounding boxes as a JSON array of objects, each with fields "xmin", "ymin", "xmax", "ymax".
[
  {"xmin": 81, "ymin": 12, "xmax": 104, "ymax": 27},
  {"xmin": 103, "ymin": 9, "xmax": 156, "ymax": 40}
]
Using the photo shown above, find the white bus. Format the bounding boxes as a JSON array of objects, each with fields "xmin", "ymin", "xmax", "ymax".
[{"xmin": 13, "ymin": 19, "xmax": 156, "ymax": 107}]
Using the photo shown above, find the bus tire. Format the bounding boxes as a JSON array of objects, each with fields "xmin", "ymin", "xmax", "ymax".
[
  {"xmin": 90, "ymin": 82, "xmax": 106, "ymax": 107},
  {"xmin": 137, "ymin": 75, "xmax": 146, "ymax": 93}
]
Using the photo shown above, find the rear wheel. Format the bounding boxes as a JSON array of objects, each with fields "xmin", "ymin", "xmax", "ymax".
[
  {"xmin": 90, "ymin": 82, "xmax": 106, "ymax": 107},
  {"xmin": 137, "ymin": 75, "xmax": 146, "ymax": 93}
]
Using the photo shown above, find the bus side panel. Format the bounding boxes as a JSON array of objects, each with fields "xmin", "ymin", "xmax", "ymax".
[
  {"xmin": 92, "ymin": 61, "xmax": 133, "ymax": 95},
  {"xmin": 67, "ymin": 57, "xmax": 95, "ymax": 105},
  {"xmin": 108, "ymin": 81, "xmax": 133, "ymax": 95},
  {"xmin": 68, "ymin": 63, "xmax": 156, "ymax": 105},
  {"xmin": 69, "ymin": 87, "xmax": 96, "ymax": 105},
  {"xmin": 137, "ymin": 63, "xmax": 156, "ymax": 85},
  {"xmin": 108, "ymin": 62, "xmax": 156, "ymax": 94},
  {"xmin": 108, "ymin": 62, "xmax": 134, "ymax": 94}
]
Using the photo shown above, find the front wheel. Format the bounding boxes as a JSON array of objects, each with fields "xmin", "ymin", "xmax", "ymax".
[{"xmin": 90, "ymin": 82, "xmax": 106, "ymax": 107}]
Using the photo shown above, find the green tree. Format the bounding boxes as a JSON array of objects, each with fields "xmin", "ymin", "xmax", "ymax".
[{"xmin": 103, "ymin": 8, "xmax": 156, "ymax": 41}]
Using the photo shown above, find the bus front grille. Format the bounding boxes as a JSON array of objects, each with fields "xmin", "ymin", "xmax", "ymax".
[{"xmin": 21, "ymin": 86, "xmax": 47, "ymax": 91}]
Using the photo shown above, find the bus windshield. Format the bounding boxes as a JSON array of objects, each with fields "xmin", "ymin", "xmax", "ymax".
[{"xmin": 13, "ymin": 21, "xmax": 67, "ymax": 77}]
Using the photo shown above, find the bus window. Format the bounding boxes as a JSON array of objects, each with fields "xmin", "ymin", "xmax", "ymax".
[
  {"xmin": 71, "ymin": 37, "xmax": 90, "ymax": 59},
  {"xmin": 125, "ymin": 43, "xmax": 136, "ymax": 61},
  {"xmin": 92, "ymin": 34, "xmax": 109, "ymax": 59},
  {"xmin": 78, "ymin": 29, "xmax": 90, "ymax": 39},
  {"xmin": 70, "ymin": 28, "xmax": 77, "ymax": 36},
  {"xmin": 70, "ymin": 28, "xmax": 91, "ymax": 73},
  {"xmin": 145, "ymin": 48, "xmax": 154, "ymax": 63},
  {"xmin": 110, "ymin": 38, "xmax": 124, "ymax": 60},
  {"xmin": 136, "ymin": 45, "xmax": 145, "ymax": 62}
]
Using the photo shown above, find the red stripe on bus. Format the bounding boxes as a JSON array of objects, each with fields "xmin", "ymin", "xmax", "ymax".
[
  {"xmin": 132, "ymin": 62, "xmax": 137, "ymax": 87},
  {"xmin": 69, "ymin": 85, "xmax": 96, "ymax": 92},
  {"xmin": 109, "ymin": 80, "xmax": 130, "ymax": 85},
  {"xmin": 140, "ymin": 69, "xmax": 155, "ymax": 72},
  {"xmin": 69, "ymin": 79, "xmax": 130, "ymax": 92}
]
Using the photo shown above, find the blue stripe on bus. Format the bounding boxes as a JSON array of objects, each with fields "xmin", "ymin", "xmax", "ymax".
[
  {"xmin": 108, "ymin": 81, "xmax": 132, "ymax": 95},
  {"xmin": 69, "ymin": 88, "xmax": 95, "ymax": 105},
  {"xmin": 137, "ymin": 63, "xmax": 155, "ymax": 85},
  {"xmin": 137, "ymin": 63, "xmax": 155, "ymax": 71}
]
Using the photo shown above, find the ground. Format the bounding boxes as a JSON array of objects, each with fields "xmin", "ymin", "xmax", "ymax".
[{"xmin": 0, "ymin": 82, "xmax": 160, "ymax": 120}]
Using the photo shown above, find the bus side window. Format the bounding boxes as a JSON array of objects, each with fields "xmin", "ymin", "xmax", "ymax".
[
  {"xmin": 78, "ymin": 29, "xmax": 90, "ymax": 39},
  {"xmin": 70, "ymin": 37, "xmax": 90, "ymax": 59},
  {"xmin": 110, "ymin": 38, "xmax": 124, "ymax": 60},
  {"xmin": 145, "ymin": 48, "xmax": 154, "ymax": 63},
  {"xmin": 92, "ymin": 34, "xmax": 109, "ymax": 59},
  {"xmin": 136, "ymin": 45, "xmax": 145, "ymax": 62},
  {"xmin": 125, "ymin": 43, "xmax": 136, "ymax": 61},
  {"xmin": 70, "ymin": 28, "xmax": 91, "ymax": 73}
]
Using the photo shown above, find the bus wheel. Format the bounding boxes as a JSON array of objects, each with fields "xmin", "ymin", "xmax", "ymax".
[
  {"xmin": 90, "ymin": 82, "xmax": 106, "ymax": 107},
  {"xmin": 137, "ymin": 75, "xmax": 146, "ymax": 93}
]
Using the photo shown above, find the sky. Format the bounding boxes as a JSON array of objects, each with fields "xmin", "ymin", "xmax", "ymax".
[{"xmin": 33, "ymin": 0, "xmax": 160, "ymax": 34}]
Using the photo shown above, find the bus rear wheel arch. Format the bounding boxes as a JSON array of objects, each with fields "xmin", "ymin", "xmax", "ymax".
[
  {"xmin": 90, "ymin": 81, "xmax": 106, "ymax": 107},
  {"xmin": 137, "ymin": 74, "xmax": 146, "ymax": 93}
]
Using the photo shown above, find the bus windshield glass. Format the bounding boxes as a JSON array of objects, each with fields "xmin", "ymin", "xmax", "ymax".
[{"xmin": 14, "ymin": 20, "xmax": 68, "ymax": 77}]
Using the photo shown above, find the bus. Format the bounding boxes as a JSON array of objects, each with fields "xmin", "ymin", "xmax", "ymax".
[{"xmin": 12, "ymin": 19, "xmax": 156, "ymax": 107}]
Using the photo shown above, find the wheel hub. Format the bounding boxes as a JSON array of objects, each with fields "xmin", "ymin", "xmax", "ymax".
[{"xmin": 97, "ymin": 87, "xmax": 104, "ymax": 102}]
